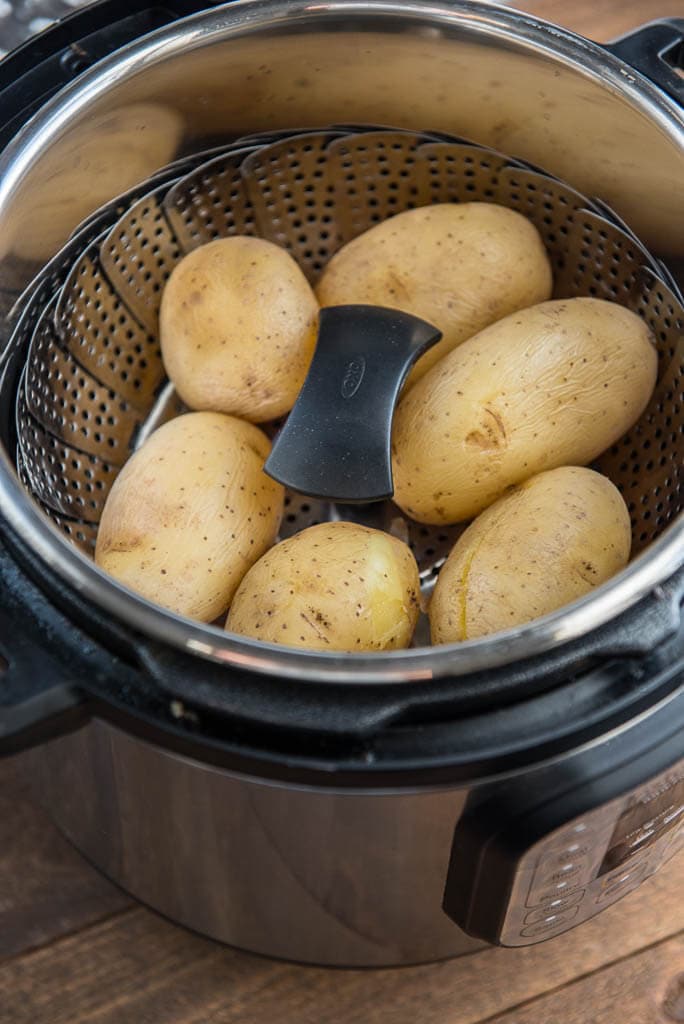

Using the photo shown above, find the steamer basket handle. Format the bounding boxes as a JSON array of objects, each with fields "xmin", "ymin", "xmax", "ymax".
[
  {"xmin": 604, "ymin": 18, "xmax": 684, "ymax": 106},
  {"xmin": 265, "ymin": 305, "xmax": 442, "ymax": 503}
]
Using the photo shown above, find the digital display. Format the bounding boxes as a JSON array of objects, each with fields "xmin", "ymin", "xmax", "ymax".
[{"xmin": 599, "ymin": 775, "xmax": 684, "ymax": 876}]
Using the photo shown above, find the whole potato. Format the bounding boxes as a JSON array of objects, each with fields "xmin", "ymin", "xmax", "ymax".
[
  {"xmin": 160, "ymin": 237, "xmax": 319, "ymax": 422},
  {"xmin": 430, "ymin": 466, "xmax": 631, "ymax": 643},
  {"xmin": 227, "ymin": 522, "xmax": 420, "ymax": 652},
  {"xmin": 393, "ymin": 298, "xmax": 657, "ymax": 524},
  {"xmin": 96, "ymin": 412, "xmax": 284, "ymax": 621},
  {"xmin": 316, "ymin": 203, "xmax": 552, "ymax": 384}
]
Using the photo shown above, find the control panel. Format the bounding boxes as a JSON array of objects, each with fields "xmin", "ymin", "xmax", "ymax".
[
  {"xmin": 443, "ymin": 691, "xmax": 684, "ymax": 947},
  {"xmin": 498, "ymin": 763, "xmax": 684, "ymax": 945}
]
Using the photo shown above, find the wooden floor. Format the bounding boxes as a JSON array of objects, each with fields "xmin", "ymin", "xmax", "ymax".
[{"xmin": 2, "ymin": 1, "xmax": 684, "ymax": 1021}]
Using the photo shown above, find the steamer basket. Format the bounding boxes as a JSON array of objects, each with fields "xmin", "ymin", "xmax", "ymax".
[{"xmin": 9, "ymin": 126, "xmax": 684, "ymax": 613}]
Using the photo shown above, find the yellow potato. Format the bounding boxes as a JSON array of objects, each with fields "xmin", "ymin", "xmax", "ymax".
[
  {"xmin": 430, "ymin": 467, "xmax": 631, "ymax": 643},
  {"xmin": 8, "ymin": 103, "xmax": 183, "ymax": 263},
  {"xmin": 316, "ymin": 203, "xmax": 552, "ymax": 384},
  {"xmin": 96, "ymin": 412, "xmax": 283, "ymax": 621},
  {"xmin": 227, "ymin": 522, "xmax": 420, "ymax": 652},
  {"xmin": 393, "ymin": 297, "xmax": 657, "ymax": 524},
  {"xmin": 160, "ymin": 237, "xmax": 319, "ymax": 422}
]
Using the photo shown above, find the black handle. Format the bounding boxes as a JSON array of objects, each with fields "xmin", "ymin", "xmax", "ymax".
[
  {"xmin": 0, "ymin": 537, "xmax": 85, "ymax": 756},
  {"xmin": 604, "ymin": 18, "xmax": 684, "ymax": 106},
  {"xmin": 0, "ymin": 1, "xmax": 220, "ymax": 151},
  {"xmin": 265, "ymin": 305, "xmax": 442, "ymax": 502}
]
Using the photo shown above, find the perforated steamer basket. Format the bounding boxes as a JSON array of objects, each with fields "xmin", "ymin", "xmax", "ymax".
[{"xmin": 7, "ymin": 125, "xmax": 684, "ymax": 632}]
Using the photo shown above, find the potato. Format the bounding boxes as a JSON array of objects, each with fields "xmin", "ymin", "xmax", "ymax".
[
  {"xmin": 392, "ymin": 297, "xmax": 657, "ymax": 524},
  {"xmin": 7, "ymin": 103, "xmax": 183, "ymax": 263},
  {"xmin": 160, "ymin": 237, "xmax": 319, "ymax": 422},
  {"xmin": 316, "ymin": 203, "xmax": 552, "ymax": 384},
  {"xmin": 430, "ymin": 467, "xmax": 631, "ymax": 643},
  {"xmin": 96, "ymin": 412, "xmax": 284, "ymax": 622},
  {"xmin": 227, "ymin": 522, "xmax": 420, "ymax": 652}
]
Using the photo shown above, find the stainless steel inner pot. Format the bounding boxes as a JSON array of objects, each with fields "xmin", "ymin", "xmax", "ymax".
[
  {"xmin": 9, "ymin": 125, "xmax": 684, "ymax": 633},
  {"xmin": 0, "ymin": 0, "xmax": 683, "ymax": 684}
]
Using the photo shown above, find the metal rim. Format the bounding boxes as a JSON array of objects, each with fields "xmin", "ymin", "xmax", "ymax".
[{"xmin": 0, "ymin": 0, "xmax": 683, "ymax": 684}]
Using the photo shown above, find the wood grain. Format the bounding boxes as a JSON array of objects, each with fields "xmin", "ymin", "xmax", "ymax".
[
  {"xmin": 486, "ymin": 933, "xmax": 684, "ymax": 1024},
  {"xmin": 0, "ymin": 910, "xmax": 283, "ymax": 1024},
  {"xmin": 0, "ymin": 757, "xmax": 130, "ymax": 959},
  {"xmin": 0, "ymin": 855, "xmax": 681, "ymax": 1024}
]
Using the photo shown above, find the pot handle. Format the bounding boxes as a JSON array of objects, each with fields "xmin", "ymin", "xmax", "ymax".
[
  {"xmin": 604, "ymin": 18, "xmax": 684, "ymax": 106},
  {"xmin": 0, "ymin": 541, "xmax": 85, "ymax": 756},
  {"xmin": 0, "ymin": 0, "xmax": 220, "ymax": 151}
]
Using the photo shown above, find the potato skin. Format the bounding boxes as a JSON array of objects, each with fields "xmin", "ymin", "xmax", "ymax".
[
  {"xmin": 226, "ymin": 522, "xmax": 420, "ymax": 652},
  {"xmin": 316, "ymin": 203, "xmax": 552, "ymax": 384},
  {"xmin": 96, "ymin": 412, "xmax": 284, "ymax": 622},
  {"xmin": 160, "ymin": 237, "xmax": 319, "ymax": 422},
  {"xmin": 393, "ymin": 298, "xmax": 657, "ymax": 524},
  {"xmin": 430, "ymin": 467, "xmax": 631, "ymax": 643}
]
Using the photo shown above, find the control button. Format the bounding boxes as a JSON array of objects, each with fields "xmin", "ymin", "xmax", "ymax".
[
  {"xmin": 541, "ymin": 844, "xmax": 594, "ymax": 870},
  {"xmin": 520, "ymin": 905, "xmax": 580, "ymax": 938},
  {"xmin": 527, "ymin": 879, "xmax": 584, "ymax": 906},
  {"xmin": 524, "ymin": 898, "xmax": 583, "ymax": 925},
  {"xmin": 596, "ymin": 859, "xmax": 651, "ymax": 905},
  {"xmin": 535, "ymin": 857, "xmax": 592, "ymax": 889},
  {"xmin": 534, "ymin": 889, "xmax": 586, "ymax": 914}
]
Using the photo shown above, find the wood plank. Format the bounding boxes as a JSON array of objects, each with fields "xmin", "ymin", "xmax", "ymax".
[
  {"xmin": 485, "ymin": 932, "xmax": 684, "ymax": 1024},
  {"xmin": 512, "ymin": 0, "xmax": 684, "ymax": 42},
  {"xmin": 0, "ymin": 909, "xmax": 285, "ymax": 1024},
  {"xmin": 212, "ymin": 856, "xmax": 684, "ymax": 1024},
  {"xmin": 0, "ymin": 854, "xmax": 680, "ymax": 1024},
  {"xmin": 0, "ymin": 756, "xmax": 130, "ymax": 960}
]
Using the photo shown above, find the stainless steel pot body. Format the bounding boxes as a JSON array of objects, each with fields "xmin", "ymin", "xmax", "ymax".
[
  {"xmin": 0, "ymin": 0, "xmax": 681, "ymax": 967},
  {"xmin": 29, "ymin": 697, "xmax": 684, "ymax": 966},
  {"xmin": 31, "ymin": 722, "xmax": 480, "ymax": 966}
]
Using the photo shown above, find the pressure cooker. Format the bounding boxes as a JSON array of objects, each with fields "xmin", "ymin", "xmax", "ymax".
[{"xmin": 0, "ymin": 0, "xmax": 682, "ymax": 967}]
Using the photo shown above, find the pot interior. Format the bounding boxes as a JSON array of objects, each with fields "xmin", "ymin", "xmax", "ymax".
[{"xmin": 0, "ymin": 0, "xmax": 682, "ymax": 682}]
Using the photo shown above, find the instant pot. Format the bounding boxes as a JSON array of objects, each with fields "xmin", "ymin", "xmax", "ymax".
[{"xmin": 0, "ymin": 0, "xmax": 682, "ymax": 967}]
